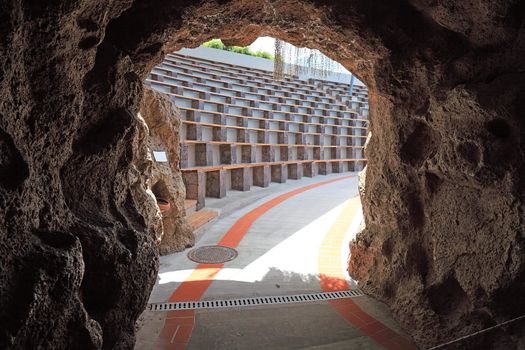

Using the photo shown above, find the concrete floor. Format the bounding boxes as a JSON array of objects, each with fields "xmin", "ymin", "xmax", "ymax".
[{"xmin": 136, "ymin": 173, "xmax": 416, "ymax": 350}]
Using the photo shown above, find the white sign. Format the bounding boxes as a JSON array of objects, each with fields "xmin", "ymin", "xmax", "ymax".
[{"xmin": 153, "ymin": 151, "xmax": 168, "ymax": 163}]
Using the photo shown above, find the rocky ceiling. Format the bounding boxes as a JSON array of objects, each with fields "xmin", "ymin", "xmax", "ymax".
[{"xmin": 0, "ymin": 0, "xmax": 523, "ymax": 349}]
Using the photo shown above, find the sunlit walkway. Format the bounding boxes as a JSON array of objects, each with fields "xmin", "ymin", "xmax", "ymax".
[{"xmin": 136, "ymin": 173, "xmax": 416, "ymax": 350}]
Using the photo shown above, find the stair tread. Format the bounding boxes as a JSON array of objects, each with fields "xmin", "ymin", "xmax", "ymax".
[
  {"xmin": 184, "ymin": 199, "xmax": 197, "ymax": 209},
  {"xmin": 186, "ymin": 209, "xmax": 218, "ymax": 230}
]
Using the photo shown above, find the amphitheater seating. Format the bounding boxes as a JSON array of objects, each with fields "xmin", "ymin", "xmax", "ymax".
[{"xmin": 146, "ymin": 51, "xmax": 369, "ymax": 211}]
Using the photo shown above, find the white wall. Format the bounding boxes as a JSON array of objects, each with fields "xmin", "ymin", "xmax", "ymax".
[{"xmin": 177, "ymin": 46, "xmax": 366, "ymax": 87}]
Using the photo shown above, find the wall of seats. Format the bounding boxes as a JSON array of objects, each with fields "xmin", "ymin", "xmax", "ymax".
[{"xmin": 146, "ymin": 50, "xmax": 369, "ymax": 209}]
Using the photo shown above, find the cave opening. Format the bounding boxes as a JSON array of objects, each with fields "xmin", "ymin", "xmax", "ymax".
[
  {"xmin": 1, "ymin": 1, "xmax": 524, "ymax": 349},
  {"xmin": 137, "ymin": 35, "xmax": 379, "ymax": 348}
]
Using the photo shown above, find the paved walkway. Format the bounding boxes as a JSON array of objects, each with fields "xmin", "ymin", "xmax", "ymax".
[{"xmin": 136, "ymin": 173, "xmax": 417, "ymax": 350}]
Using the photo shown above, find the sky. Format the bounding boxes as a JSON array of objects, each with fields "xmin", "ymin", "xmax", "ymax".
[
  {"xmin": 248, "ymin": 36, "xmax": 351, "ymax": 74},
  {"xmin": 247, "ymin": 36, "xmax": 276, "ymax": 54}
]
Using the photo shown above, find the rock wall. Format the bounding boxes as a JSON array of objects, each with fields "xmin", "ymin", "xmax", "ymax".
[
  {"xmin": 0, "ymin": 2, "xmax": 161, "ymax": 349},
  {"xmin": 139, "ymin": 87, "xmax": 194, "ymax": 254},
  {"xmin": 347, "ymin": 2, "xmax": 525, "ymax": 348},
  {"xmin": 0, "ymin": 0, "xmax": 523, "ymax": 349}
]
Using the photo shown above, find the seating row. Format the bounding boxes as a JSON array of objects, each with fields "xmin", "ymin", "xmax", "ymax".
[
  {"xmin": 182, "ymin": 159, "xmax": 366, "ymax": 209},
  {"xmin": 179, "ymin": 142, "xmax": 365, "ymax": 168},
  {"xmin": 147, "ymin": 50, "xmax": 369, "ymax": 200}
]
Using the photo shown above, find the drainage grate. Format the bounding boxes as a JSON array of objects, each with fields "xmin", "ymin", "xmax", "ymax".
[
  {"xmin": 148, "ymin": 289, "xmax": 364, "ymax": 312},
  {"xmin": 187, "ymin": 245, "xmax": 238, "ymax": 264}
]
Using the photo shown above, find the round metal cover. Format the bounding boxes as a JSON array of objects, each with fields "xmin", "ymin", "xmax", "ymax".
[{"xmin": 187, "ymin": 245, "xmax": 238, "ymax": 264}]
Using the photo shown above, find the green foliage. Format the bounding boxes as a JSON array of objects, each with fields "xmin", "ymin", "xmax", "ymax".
[
  {"xmin": 202, "ymin": 39, "xmax": 225, "ymax": 50},
  {"xmin": 201, "ymin": 39, "xmax": 274, "ymax": 60},
  {"xmin": 253, "ymin": 50, "xmax": 273, "ymax": 59}
]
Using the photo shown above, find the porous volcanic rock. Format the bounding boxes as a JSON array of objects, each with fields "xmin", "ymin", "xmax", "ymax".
[
  {"xmin": 0, "ymin": 2, "xmax": 161, "ymax": 349},
  {"xmin": 139, "ymin": 87, "xmax": 194, "ymax": 254},
  {"xmin": 0, "ymin": 0, "xmax": 524, "ymax": 349}
]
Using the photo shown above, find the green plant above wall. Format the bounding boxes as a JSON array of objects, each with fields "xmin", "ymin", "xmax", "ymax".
[{"xmin": 202, "ymin": 39, "xmax": 274, "ymax": 60}]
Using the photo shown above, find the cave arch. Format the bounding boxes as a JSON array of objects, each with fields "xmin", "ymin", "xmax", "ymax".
[{"xmin": 1, "ymin": 1, "xmax": 524, "ymax": 349}]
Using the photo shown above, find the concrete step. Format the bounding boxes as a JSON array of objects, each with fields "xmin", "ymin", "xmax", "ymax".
[
  {"xmin": 184, "ymin": 199, "xmax": 197, "ymax": 216},
  {"xmin": 186, "ymin": 209, "xmax": 218, "ymax": 231}
]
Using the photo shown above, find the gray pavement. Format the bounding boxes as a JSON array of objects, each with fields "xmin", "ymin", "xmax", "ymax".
[{"xmin": 136, "ymin": 173, "xmax": 414, "ymax": 350}]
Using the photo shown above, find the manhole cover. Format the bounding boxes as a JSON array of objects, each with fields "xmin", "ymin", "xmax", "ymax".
[{"xmin": 187, "ymin": 245, "xmax": 238, "ymax": 264}]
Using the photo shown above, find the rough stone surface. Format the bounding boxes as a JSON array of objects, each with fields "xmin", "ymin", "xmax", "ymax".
[
  {"xmin": 139, "ymin": 88, "xmax": 194, "ymax": 255},
  {"xmin": 0, "ymin": 0, "xmax": 523, "ymax": 349}
]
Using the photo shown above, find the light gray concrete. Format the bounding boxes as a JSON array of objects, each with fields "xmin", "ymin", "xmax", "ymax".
[
  {"xmin": 137, "ymin": 172, "xmax": 415, "ymax": 350},
  {"xmin": 188, "ymin": 302, "xmax": 382, "ymax": 350},
  {"xmin": 150, "ymin": 173, "xmax": 359, "ymax": 304},
  {"xmin": 203, "ymin": 175, "xmax": 359, "ymax": 299},
  {"xmin": 135, "ymin": 310, "xmax": 166, "ymax": 350}
]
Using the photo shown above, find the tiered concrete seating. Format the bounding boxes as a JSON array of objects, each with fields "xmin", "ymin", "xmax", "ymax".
[
  {"xmin": 310, "ymin": 78, "xmax": 369, "ymax": 117},
  {"xmin": 146, "ymin": 52, "xmax": 368, "ymax": 209}
]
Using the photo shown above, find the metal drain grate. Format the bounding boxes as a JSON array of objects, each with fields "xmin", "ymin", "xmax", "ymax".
[
  {"xmin": 148, "ymin": 289, "xmax": 364, "ymax": 312},
  {"xmin": 187, "ymin": 245, "xmax": 238, "ymax": 264}
]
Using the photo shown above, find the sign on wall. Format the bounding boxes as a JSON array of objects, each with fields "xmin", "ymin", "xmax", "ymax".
[{"xmin": 153, "ymin": 151, "xmax": 168, "ymax": 163}]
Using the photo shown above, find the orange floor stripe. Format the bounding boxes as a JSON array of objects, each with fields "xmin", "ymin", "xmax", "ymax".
[
  {"xmin": 154, "ymin": 175, "xmax": 356, "ymax": 349},
  {"xmin": 318, "ymin": 197, "xmax": 418, "ymax": 350},
  {"xmin": 168, "ymin": 264, "xmax": 223, "ymax": 302},
  {"xmin": 318, "ymin": 197, "xmax": 360, "ymax": 290},
  {"xmin": 154, "ymin": 310, "xmax": 196, "ymax": 350},
  {"xmin": 218, "ymin": 175, "xmax": 355, "ymax": 247}
]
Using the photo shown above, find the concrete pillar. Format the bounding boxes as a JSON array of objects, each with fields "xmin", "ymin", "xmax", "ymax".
[
  {"xmin": 237, "ymin": 129, "xmax": 249, "ymax": 143},
  {"xmin": 318, "ymin": 162, "xmax": 332, "ymax": 175},
  {"xmin": 195, "ymin": 143, "xmax": 212, "ymax": 166},
  {"xmin": 201, "ymin": 91, "xmax": 211, "ymax": 101},
  {"xmin": 253, "ymin": 166, "xmax": 270, "ymax": 187},
  {"xmin": 185, "ymin": 109, "xmax": 200, "ymax": 122},
  {"xmin": 242, "ymin": 106, "xmax": 253, "ymax": 117},
  {"xmin": 213, "ymin": 126, "xmax": 227, "ymax": 142},
  {"xmin": 271, "ymin": 164, "xmax": 287, "ymax": 183},
  {"xmin": 220, "ymin": 144, "xmax": 235, "ymax": 164},
  {"xmin": 217, "ymin": 104, "xmax": 228, "ymax": 114},
  {"xmin": 180, "ymin": 143, "xmax": 189, "ymax": 168},
  {"xmin": 331, "ymin": 147, "xmax": 341, "ymax": 159},
  {"xmin": 186, "ymin": 124, "xmax": 202, "ymax": 140},
  {"xmin": 332, "ymin": 161, "xmax": 343, "ymax": 173},
  {"xmin": 262, "ymin": 146, "xmax": 275, "ymax": 162},
  {"xmin": 348, "ymin": 161, "xmax": 355, "ymax": 172},
  {"xmin": 206, "ymin": 170, "xmax": 226, "ymax": 198},
  {"xmin": 288, "ymin": 163, "xmax": 303, "ymax": 180},
  {"xmin": 297, "ymin": 146, "xmax": 306, "ymax": 160},
  {"xmin": 313, "ymin": 147, "xmax": 321, "ymax": 160},
  {"xmin": 277, "ymin": 131, "xmax": 288, "ymax": 144},
  {"xmin": 257, "ymin": 129, "xmax": 269, "ymax": 143},
  {"xmin": 191, "ymin": 99, "xmax": 203, "ymax": 110},
  {"xmin": 280, "ymin": 146, "xmax": 293, "ymax": 161},
  {"xmin": 182, "ymin": 171, "xmax": 205, "ymax": 210},
  {"xmin": 303, "ymin": 162, "xmax": 314, "ymax": 177},
  {"xmin": 231, "ymin": 167, "xmax": 252, "ymax": 191},
  {"xmin": 241, "ymin": 145, "xmax": 255, "ymax": 163}
]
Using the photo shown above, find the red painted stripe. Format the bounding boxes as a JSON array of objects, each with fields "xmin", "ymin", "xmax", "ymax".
[
  {"xmin": 154, "ymin": 310, "xmax": 195, "ymax": 350},
  {"xmin": 318, "ymin": 197, "xmax": 418, "ymax": 350},
  {"xmin": 218, "ymin": 175, "xmax": 355, "ymax": 247},
  {"xmin": 167, "ymin": 175, "xmax": 355, "ymax": 303},
  {"xmin": 168, "ymin": 264, "xmax": 223, "ymax": 302},
  {"xmin": 155, "ymin": 175, "xmax": 356, "ymax": 348}
]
